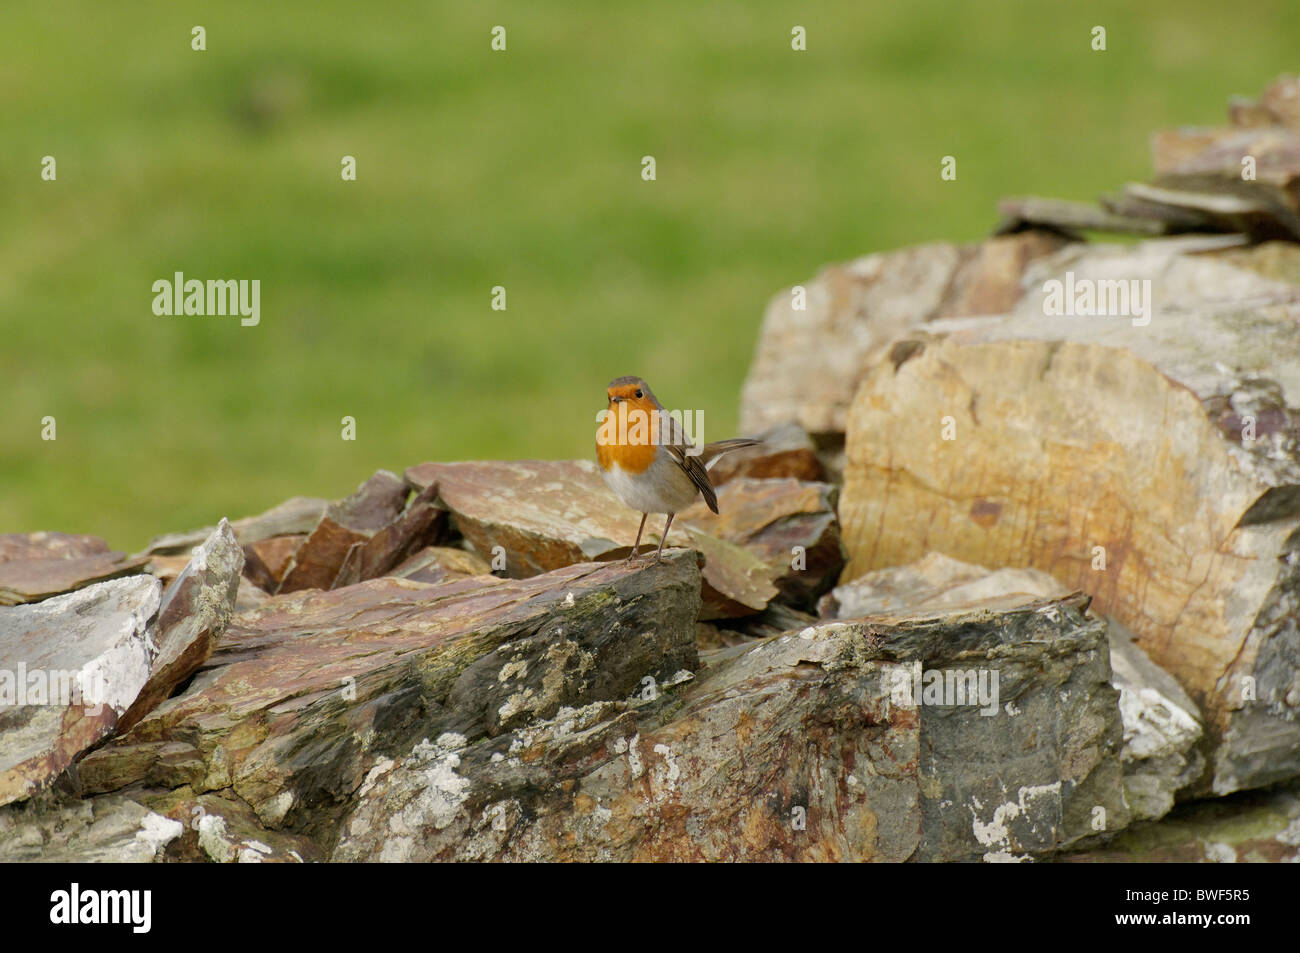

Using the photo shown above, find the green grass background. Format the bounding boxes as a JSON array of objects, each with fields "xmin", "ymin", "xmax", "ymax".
[{"xmin": 3, "ymin": 1, "xmax": 1297, "ymax": 550}]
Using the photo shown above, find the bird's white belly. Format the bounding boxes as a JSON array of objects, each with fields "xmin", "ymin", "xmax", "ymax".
[{"xmin": 601, "ymin": 454, "xmax": 699, "ymax": 514}]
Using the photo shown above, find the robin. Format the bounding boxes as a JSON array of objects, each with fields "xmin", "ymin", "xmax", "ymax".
[{"xmin": 596, "ymin": 375, "xmax": 759, "ymax": 561}]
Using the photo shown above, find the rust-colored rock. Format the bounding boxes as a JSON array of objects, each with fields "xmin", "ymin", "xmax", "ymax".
[
  {"xmin": 406, "ymin": 459, "xmax": 791, "ymax": 618},
  {"xmin": 0, "ymin": 576, "xmax": 162, "ymax": 806},
  {"xmin": 334, "ymin": 590, "xmax": 1125, "ymax": 862},
  {"xmin": 276, "ymin": 470, "xmax": 413, "ymax": 594},
  {"xmin": 117, "ymin": 520, "xmax": 244, "ymax": 735},
  {"xmin": 75, "ymin": 553, "xmax": 701, "ymax": 843},
  {"xmin": 738, "ymin": 231, "xmax": 1065, "ymax": 437},
  {"xmin": 245, "ymin": 535, "xmax": 305, "ymax": 587},
  {"xmin": 334, "ymin": 483, "xmax": 445, "ymax": 587},
  {"xmin": 0, "ymin": 532, "xmax": 147, "ymax": 607},
  {"xmin": 837, "ymin": 241, "xmax": 1300, "ymax": 795},
  {"xmin": 390, "ymin": 546, "xmax": 493, "ymax": 584},
  {"xmin": 707, "ymin": 422, "xmax": 826, "ymax": 486},
  {"xmin": 682, "ymin": 478, "xmax": 843, "ymax": 609}
]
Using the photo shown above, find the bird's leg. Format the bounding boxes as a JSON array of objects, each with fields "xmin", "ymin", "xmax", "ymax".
[
  {"xmin": 653, "ymin": 513, "xmax": 675, "ymax": 563},
  {"xmin": 627, "ymin": 512, "xmax": 647, "ymax": 561}
]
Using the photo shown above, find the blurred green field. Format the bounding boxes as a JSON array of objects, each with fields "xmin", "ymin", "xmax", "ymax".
[{"xmin": 3, "ymin": 1, "xmax": 1298, "ymax": 550}]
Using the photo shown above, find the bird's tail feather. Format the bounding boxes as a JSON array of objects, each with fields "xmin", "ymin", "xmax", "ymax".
[{"xmin": 700, "ymin": 438, "xmax": 761, "ymax": 465}]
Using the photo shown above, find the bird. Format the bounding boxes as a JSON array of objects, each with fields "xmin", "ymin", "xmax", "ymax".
[{"xmin": 596, "ymin": 375, "xmax": 760, "ymax": 562}]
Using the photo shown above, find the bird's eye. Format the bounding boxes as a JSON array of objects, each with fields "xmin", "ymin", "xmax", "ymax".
[{"xmin": 635, "ymin": 389, "xmax": 643, "ymax": 398}]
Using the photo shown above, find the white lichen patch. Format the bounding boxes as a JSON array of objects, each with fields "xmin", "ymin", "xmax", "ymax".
[
  {"xmin": 507, "ymin": 701, "xmax": 621, "ymax": 751},
  {"xmin": 1203, "ymin": 841, "xmax": 1237, "ymax": 863},
  {"xmin": 238, "ymin": 840, "xmax": 273, "ymax": 863},
  {"xmin": 498, "ymin": 658, "xmax": 529, "ymax": 682},
  {"xmin": 498, "ymin": 688, "xmax": 537, "ymax": 723},
  {"xmin": 1277, "ymin": 816, "xmax": 1300, "ymax": 847},
  {"xmin": 135, "ymin": 811, "xmax": 184, "ymax": 858},
  {"xmin": 1117, "ymin": 686, "xmax": 1201, "ymax": 761},
  {"xmin": 651, "ymin": 743, "xmax": 681, "ymax": 797},
  {"xmin": 256, "ymin": 790, "xmax": 294, "ymax": 826},
  {"xmin": 970, "ymin": 781, "xmax": 1062, "ymax": 863},
  {"xmin": 982, "ymin": 850, "xmax": 1031, "ymax": 863},
  {"xmin": 198, "ymin": 814, "xmax": 235, "ymax": 863},
  {"xmin": 626, "ymin": 733, "xmax": 644, "ymax": 780},
  {"xmin": 385, "ymin": 737, "xmax": 474, "ymax": 840},
  {"xmin": 358, "ymin": 757, "xmax": 395, "ymax": 799}
]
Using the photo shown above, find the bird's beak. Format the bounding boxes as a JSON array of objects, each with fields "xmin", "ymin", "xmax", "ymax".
[{"xmin": 609, "ymin": 396, "xmax": 624, "ymax": 403}]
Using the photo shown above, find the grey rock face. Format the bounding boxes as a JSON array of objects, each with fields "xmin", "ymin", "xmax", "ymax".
[
  {"xmin": 335, "ymin": 590, "xmax": 1125, "ymax": 862},
  {"xmin": 70, "ymin": 552, "xmax": 702, "ymax": 847},
  {"xmin": 118, "ymin": 519, "xmax": 244, "ymax": 734},
  {"xmin": 0, "ymin": 794, "xmax": 183, "ymax": 862},
  {"xmin": 1108, "ymin": 621, "xmax": 1205, "ymax": 820},
  {"xmin": 0, "ymin": 576, "xmax": 162, "ymax": 806},
  {"xmin": 824, "ymin": 552, "xmax": 1203, "ymax": 824}
]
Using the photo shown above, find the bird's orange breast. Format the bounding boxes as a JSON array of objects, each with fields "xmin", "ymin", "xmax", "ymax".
[{"xmin": 597, "ymin": 438, "xmax": 657, "ymax": 475}]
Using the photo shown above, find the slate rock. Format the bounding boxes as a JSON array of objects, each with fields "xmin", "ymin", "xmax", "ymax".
[
  {"xmin": 0, "ymin": 576, "xmax": 162, "ymax": 806},
  {"xmin": 117, "ymin": 519, "xmax": 244, "ymax": 735},
  {"xmin": 74, "ymin": 553, "xmax": 701, "ymax": 847},
  {"xmin": 334, "ymin": 589, "xmax": 1127, "ymax": 862}
]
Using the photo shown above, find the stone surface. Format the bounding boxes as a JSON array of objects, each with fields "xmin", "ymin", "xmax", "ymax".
[
  {"xmin": 0, "ymin": 532, "xmax": 147, "ymax": 607},
  {"xmin": 276, "ymin": 470, "xmax": 412, "ymax": 593},
  {"xmin": 1108, "ymin": 621, "xmax": 1205, "ymax": 822},
  {"xmin": 0, "ymin": 576, "xmax": 162, "ymax": 806},
  {"xmin": 244, "ymin": 535, "xmax": 305, "ymax": 588},
  {"xmin": 137, "ymin": 788, "xmax": 318, "ymax": 863},
  {"xmin": 234, "ymin": 579, "xmax": 270, "ymax": 614},
  {"xmin": 837, "ymin": 240, "xmax": 1300, "ymax": 796},
  {"xmin": 144, "ymin": 554, "xmax": 192, "ymax": 586},
  {"xmin": 334, "ymin": 589, "xmax": 1124, "ymax": 862},
  {"xmin": 406, "ymin": 459, "xmax": 819, "ymax": 619},
  {"xmin": 141, "ymin": 496, "xmax": 329, "ymax": 557},
  {"xmin": 407, "ymin": 459, "xmax": 651, "ymax": 576},
  {"xmin": 708, "ymin": 422, "xmax": 826, "ymax": 486},
  {"xmin": 682, "ymin": 478, "xmax": 843, "ymax": 610},
  {"xmin": 738, "ymin": 231, "xmax": 1066, "ymax": 437},
  {"xmin": 1064, "ymin": 780, "xmax": 1300, "ymax": 863},
  {"xmin": 117, "ymin": 520, "xmax": 244, "ymax": 735},
  {"xmin": 0, "ymin": 793, "xmax": 184, "ymax": 862},
  {"xmin": 823, "ymin": 552, "xmax": 1203, "ymax": 822},
  {"xmin": 821, "ymin": 552, "xmax": 1063, "ymax": 619},
  {"xmin": 75, "ymin": 553, "xmax": 701, "ymax": 847},
  {"xmin": 390, "ymin": 546, "xmax": 493, "ymax": 584},
  {"xmin": 0, "ymin": 532, "xmax": 111, "ymax": 562}
]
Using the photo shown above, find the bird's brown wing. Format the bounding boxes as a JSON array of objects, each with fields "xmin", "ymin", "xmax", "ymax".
[
  {"xmin": 664, "ymin": 442, "xmax": 718, "ymax": 513},
  {"xmin": 658, "ymin": 414, "xmax": 720, "ymax": 513}
]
